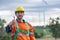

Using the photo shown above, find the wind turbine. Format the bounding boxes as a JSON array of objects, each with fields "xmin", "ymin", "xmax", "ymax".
[{"xmin": 42, "ymin": 0, "xmax": 48, "ymax": 27}]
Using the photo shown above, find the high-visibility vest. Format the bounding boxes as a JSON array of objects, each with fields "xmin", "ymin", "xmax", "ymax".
[{"xmin": 14, "ymin": 21, "xmax": 30, "ymax": 40}]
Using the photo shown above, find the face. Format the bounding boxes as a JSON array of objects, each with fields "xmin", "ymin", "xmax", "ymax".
[{"xmin": 15, "ymin": 11, "xmax": 24, "ymax": 20}]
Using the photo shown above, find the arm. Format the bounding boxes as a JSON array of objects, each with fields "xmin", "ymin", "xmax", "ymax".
[
  {"xmin": 5, "ymin": 19, "xmax": 15, "ymax": 33},
  {"xmin": 28, "ymin": 23, "xmax": 35, "ymax": 40}
]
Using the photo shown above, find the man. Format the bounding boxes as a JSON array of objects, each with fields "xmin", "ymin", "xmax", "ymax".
[{"xmin": 5, "ymin": 6, "xmax": 35, "ymax": 40}]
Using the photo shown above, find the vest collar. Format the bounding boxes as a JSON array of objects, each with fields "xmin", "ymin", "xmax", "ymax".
[{"xmin": 16, "ymin": 19, "xmax": 25, "ymax": 23}]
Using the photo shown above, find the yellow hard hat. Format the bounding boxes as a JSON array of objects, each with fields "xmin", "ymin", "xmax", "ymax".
[{"xmin": 15, "ymin": 6, "xmax": 24, "ymax": 12}]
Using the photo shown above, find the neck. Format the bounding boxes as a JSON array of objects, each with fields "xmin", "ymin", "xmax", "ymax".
[{"xmin": 17, "ymin": 18, "xmax": 23, "ymax": 22}]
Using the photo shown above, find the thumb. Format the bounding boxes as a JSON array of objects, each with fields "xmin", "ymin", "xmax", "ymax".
[{"xmin": 13, "ymin": 16, "xmax": 15, "ymax": 22}]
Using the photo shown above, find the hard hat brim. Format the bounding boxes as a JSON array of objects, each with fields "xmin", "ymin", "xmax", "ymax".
[{"xmin": 15, "ymin": 11, "xmax": 24, "ymax": 13}]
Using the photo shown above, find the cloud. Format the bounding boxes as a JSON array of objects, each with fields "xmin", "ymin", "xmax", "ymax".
[
  {"xmin": 0, "ymin": 10, "xmax": 40, "ymax": 26},
  {"xmin": 0, "ymin": 0, "xmax": 60, "ymax": 12},
  {"xmin": 45, "ymin": 0, "xmax": 60, "ymax": 5},
  {"xmin": 0, "ymin": 10, "xmax": 14, "ymax": 23},
  {"xmin": 0, "ymin": 0, "xmax": 60, "ymax": 26},
  {"xmin": 0, "ymin": 10, "xmax": 12, "ymax": 15},
  {"xmin": 44, "ymin": 8, "xmax": 60, "ymax": 23},
  {"xmin": 0, "ymin": 8, "xmax": 60, "ymax": 26}
]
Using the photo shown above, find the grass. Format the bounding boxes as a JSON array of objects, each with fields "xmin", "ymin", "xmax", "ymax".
[{"xmin": 36, "ymin": 38, "xmax": 60, "ymax": 40}]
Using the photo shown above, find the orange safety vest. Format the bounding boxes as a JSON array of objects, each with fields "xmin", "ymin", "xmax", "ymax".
[{"xmin": 11, "ymin": 20, "xmax": 35, "ymax": 40}]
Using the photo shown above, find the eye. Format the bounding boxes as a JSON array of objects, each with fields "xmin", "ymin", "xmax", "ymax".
[{"xmin": 15, "ymin": 11, "xmax": 24, "ymax": 14}]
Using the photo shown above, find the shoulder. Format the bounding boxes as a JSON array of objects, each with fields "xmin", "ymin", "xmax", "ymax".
[
  {"xmin": 25, "ymin": 21, "xmax": 32, "ymax": 26},
  {"xmin": 23, "ymin": 20, "xmax": 33, "ymax": 27},
  {"xmin": 28, "ymin": 22, "xmax": 32, "ymax": 27},
  {"xmin": 27, "ymin": 22, "xmax": 34, "ymax": 32},
  {"xmin": 26, "ymin": 22, "xmax": 33, "ymax": 28}
]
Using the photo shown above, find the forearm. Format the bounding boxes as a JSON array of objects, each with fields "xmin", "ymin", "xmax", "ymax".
[{"xmin": 29, "ymin": 32, "xmax": 35, "ymax": 40}]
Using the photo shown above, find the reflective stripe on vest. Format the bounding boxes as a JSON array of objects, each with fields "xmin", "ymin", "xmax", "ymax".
[
  {"xmin": 30, "ymin": 32, "xmax": 34, "ymax": 34},
  {"xmin": 17, "ymin": 34, "xmax": 29, "ymax": 36},
  {"xmin": 17, "ymin": 34, "xmax": 22, "ymax": 36},
  {"xmin": 11, "ymin": 33, "xmax": 29, "ymax": 36}
]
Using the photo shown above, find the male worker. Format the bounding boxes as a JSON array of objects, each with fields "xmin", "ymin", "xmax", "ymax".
[{"xmin": 5, "ymin": 6, "xmax": 35, "ymax": 40}]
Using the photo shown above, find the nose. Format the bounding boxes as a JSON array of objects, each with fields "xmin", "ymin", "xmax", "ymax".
[{"xmin": 18, "ymin": 13, "xmax": 22, "ymax": 15}]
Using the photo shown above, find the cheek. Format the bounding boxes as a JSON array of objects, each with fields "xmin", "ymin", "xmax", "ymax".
[{"xmin": 23, "ymin": 13, "xmax": 24, "ymax": 16}]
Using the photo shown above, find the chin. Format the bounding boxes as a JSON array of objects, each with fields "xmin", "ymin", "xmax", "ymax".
[{"xmin": 18, "ymin": 17, "xmax": 22, "ymax": 20}]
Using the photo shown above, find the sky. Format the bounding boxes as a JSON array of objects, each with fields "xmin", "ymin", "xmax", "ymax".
[{"xmin": 0, "ymin": 0, "xmax": 60, "ymax": 26}]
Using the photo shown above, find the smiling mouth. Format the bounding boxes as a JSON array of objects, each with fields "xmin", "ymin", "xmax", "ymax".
[{"xmin": 18, "ymin": 15, "xmax": 22, "ymax": 17}]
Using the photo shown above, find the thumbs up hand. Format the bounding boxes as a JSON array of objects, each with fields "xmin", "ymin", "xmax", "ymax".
[{"xmin": 8, "ymin": 16, "xmax": 15, "ymax": 26}]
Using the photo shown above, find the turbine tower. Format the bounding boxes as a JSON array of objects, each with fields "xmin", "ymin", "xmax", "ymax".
[{"xmin": 42, "ymin": 0, "xmax": 48, "ymax": 27}]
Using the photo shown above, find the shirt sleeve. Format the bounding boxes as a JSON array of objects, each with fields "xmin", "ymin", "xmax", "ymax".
[
  {"xmin": 28, "ymin": 23, "xmax": 35, "ymax": 40},
  {"xmin": 5, "ymin": 25, "xmax": 12, "ymax": 33}
]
